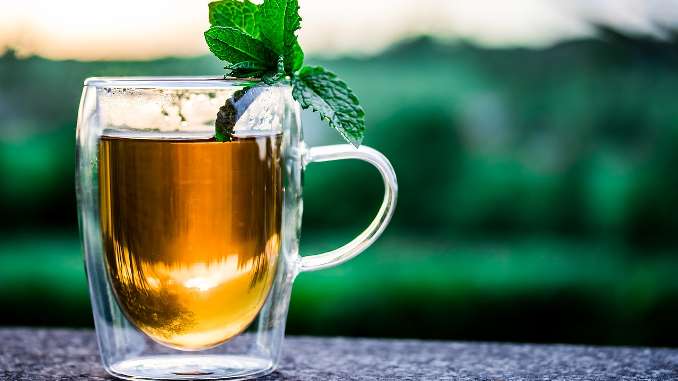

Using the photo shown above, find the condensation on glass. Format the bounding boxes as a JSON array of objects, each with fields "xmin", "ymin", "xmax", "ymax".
[{"xmin": 76, "ymin": 77, "xmax": 397, "ymax": 380}]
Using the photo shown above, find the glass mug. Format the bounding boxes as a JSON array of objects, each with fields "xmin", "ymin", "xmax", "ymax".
[{"xmin": 75, "ymin": 77, "xmax": 397, "ymax": 380}]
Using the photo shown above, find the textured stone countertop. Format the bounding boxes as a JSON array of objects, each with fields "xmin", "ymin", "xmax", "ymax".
[{"xmin": 1, "ymin": 329, "xmax": 677, "ymax": 380}]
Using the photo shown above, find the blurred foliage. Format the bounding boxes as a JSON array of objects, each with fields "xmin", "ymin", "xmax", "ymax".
[
  {"xmin": 3, "ymin": 233, "xmax": 678, "ymax": 346},
  {"xmin": 1, "ymin": 29, "xmax": 678, "ymax": 345}
]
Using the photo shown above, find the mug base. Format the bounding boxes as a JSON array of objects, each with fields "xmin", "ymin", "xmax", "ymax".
[{"xmin": 107, "ymin": 355, "xmax": 275, "ymax": 380}]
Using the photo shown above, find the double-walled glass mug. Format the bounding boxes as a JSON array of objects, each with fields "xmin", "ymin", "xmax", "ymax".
[{"xmin": 75, "ymin": 77, "xmax": 397, "ymax": 380}]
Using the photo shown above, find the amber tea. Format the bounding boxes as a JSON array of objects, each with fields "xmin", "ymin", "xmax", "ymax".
[{"xmin": 98, "ymin": 134, "xmax": 282, "ymax": 351}]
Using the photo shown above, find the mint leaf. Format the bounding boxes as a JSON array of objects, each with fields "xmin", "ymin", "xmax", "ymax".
[
  {"xmin": 257, "ymin": 0, "xmax": 303, "ymax": 75},
  {"xmin": 285, "ymin": 41, "xmax": 304, "ymax": 75},
  {"xmin": 227, "ymin": 61, "xmax": 267, "ymax": 71},
  {"xmin": 257, "ymin": 0, "xmax": 286, "ymax": 54},
  {"xmin": 226, "ymin": 61, "xmax": 270, "ymax": 78},
  {"xmin": 262, "ymin": 70, "xmax": 286, "ymax": 85},
  {"xmin": 209, "ymin": 0, "xmax": 260, "ymax": 38},
  {"xmin": 283, "ymin": 0, "xmax": 303, "ymax": 75},
  {"xmin": 292, "ymin": 66, "xmax": 365, "ymax": 146},
  {"xmin": 258, "ymin": 0, "xmax": 303, "ymax": 73},
  {"xmin": 205, "ymin": 26, "xmax": 277, "ymax": 67}
]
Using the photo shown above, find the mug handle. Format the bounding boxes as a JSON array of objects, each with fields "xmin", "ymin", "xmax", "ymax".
[{"xmin": 300, "ymin": 144, "xmax": 398, "ymax": 272}]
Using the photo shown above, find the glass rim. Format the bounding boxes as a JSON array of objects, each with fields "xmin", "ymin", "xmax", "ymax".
[{"xmin": 83, "ymin": 76, "xmax": 279, "ymax": 90}]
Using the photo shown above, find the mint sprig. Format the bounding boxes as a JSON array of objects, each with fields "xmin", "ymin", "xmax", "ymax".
[
  {"xmin": 205, "ymin": 0, "xmax": 365, "ymax": 146},
  {"xmin": 292, "ymin": 66, "xmax": 365, "ymax": 145}
]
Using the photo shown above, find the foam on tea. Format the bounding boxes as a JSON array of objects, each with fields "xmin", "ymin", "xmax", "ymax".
[{"xmin": 98, "ymin": 134, "xmax": 282, "ymax": 350}]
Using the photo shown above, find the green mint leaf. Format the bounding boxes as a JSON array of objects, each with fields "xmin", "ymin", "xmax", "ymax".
[
  {"xmin": 257, "ymin": 0, "xmax": 286, "ymax": 54},
  {"xmin": 257, "ymin": 0, "xmax": 303, "ymax": 75},
  {"xmin": 283, "ymin": 0, "xmax": 303, "ymax": 75},
  {"xmin": 258, "ymin": 0, "xmax": 303, "ymax": 72},
  {"xmin": 286, "ymin": 41, "xmax": 304, "ymax": 75},
  {"xmin": 229, "ymin": 68, "xmax": 268, "ymax": 78},
  {"xmin": 262, "ymin": 71, "xmax": 287, "ymax": 85},
  {"xmin": 226, "ymin": 61, "xmax": 270, "ymax": 78},
  {"xmin": 292, "ymin": 66, "xmax": 365, "ymax": 146},
  {"xmin": 205, "ymin": 26, "xmax": 277, "ymax": 68},
  {"xmin": 209, "ymin": 0, "xmax": 261, "ymax": 38},
  {"xmin": 226, "ymin": 61, "xmax": 266, "ymax": 71}
]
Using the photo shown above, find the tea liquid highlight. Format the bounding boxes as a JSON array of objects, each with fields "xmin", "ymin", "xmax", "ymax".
[{"xmin": 98, "ymin": 135, "xmax": 282, "ymax": 350}]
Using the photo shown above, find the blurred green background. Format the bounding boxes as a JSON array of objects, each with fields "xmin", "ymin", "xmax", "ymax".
[{"xmin": 2, "ymin": 25, "xmax": 678, "ymax": 346}]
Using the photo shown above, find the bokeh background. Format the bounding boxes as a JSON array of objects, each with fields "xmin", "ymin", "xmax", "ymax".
[{"xmin": 2, "ymin": 0, "xmax": 678, "ymax": 347}]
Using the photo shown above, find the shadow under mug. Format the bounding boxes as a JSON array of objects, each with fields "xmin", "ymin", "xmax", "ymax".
[{"xmin": 76, "ymin": 77, "xmax": 398, "ymax": 380}]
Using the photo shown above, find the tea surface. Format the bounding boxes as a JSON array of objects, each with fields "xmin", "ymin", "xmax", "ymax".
[{"xmin": 99, "ymin": 135, "xmax": 282, "ymax": 350}]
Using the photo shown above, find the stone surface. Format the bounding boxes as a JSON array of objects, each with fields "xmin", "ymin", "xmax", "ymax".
[{"xmin": 1, "ymin": 329, "xmax": 678, "ymax": 380}]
